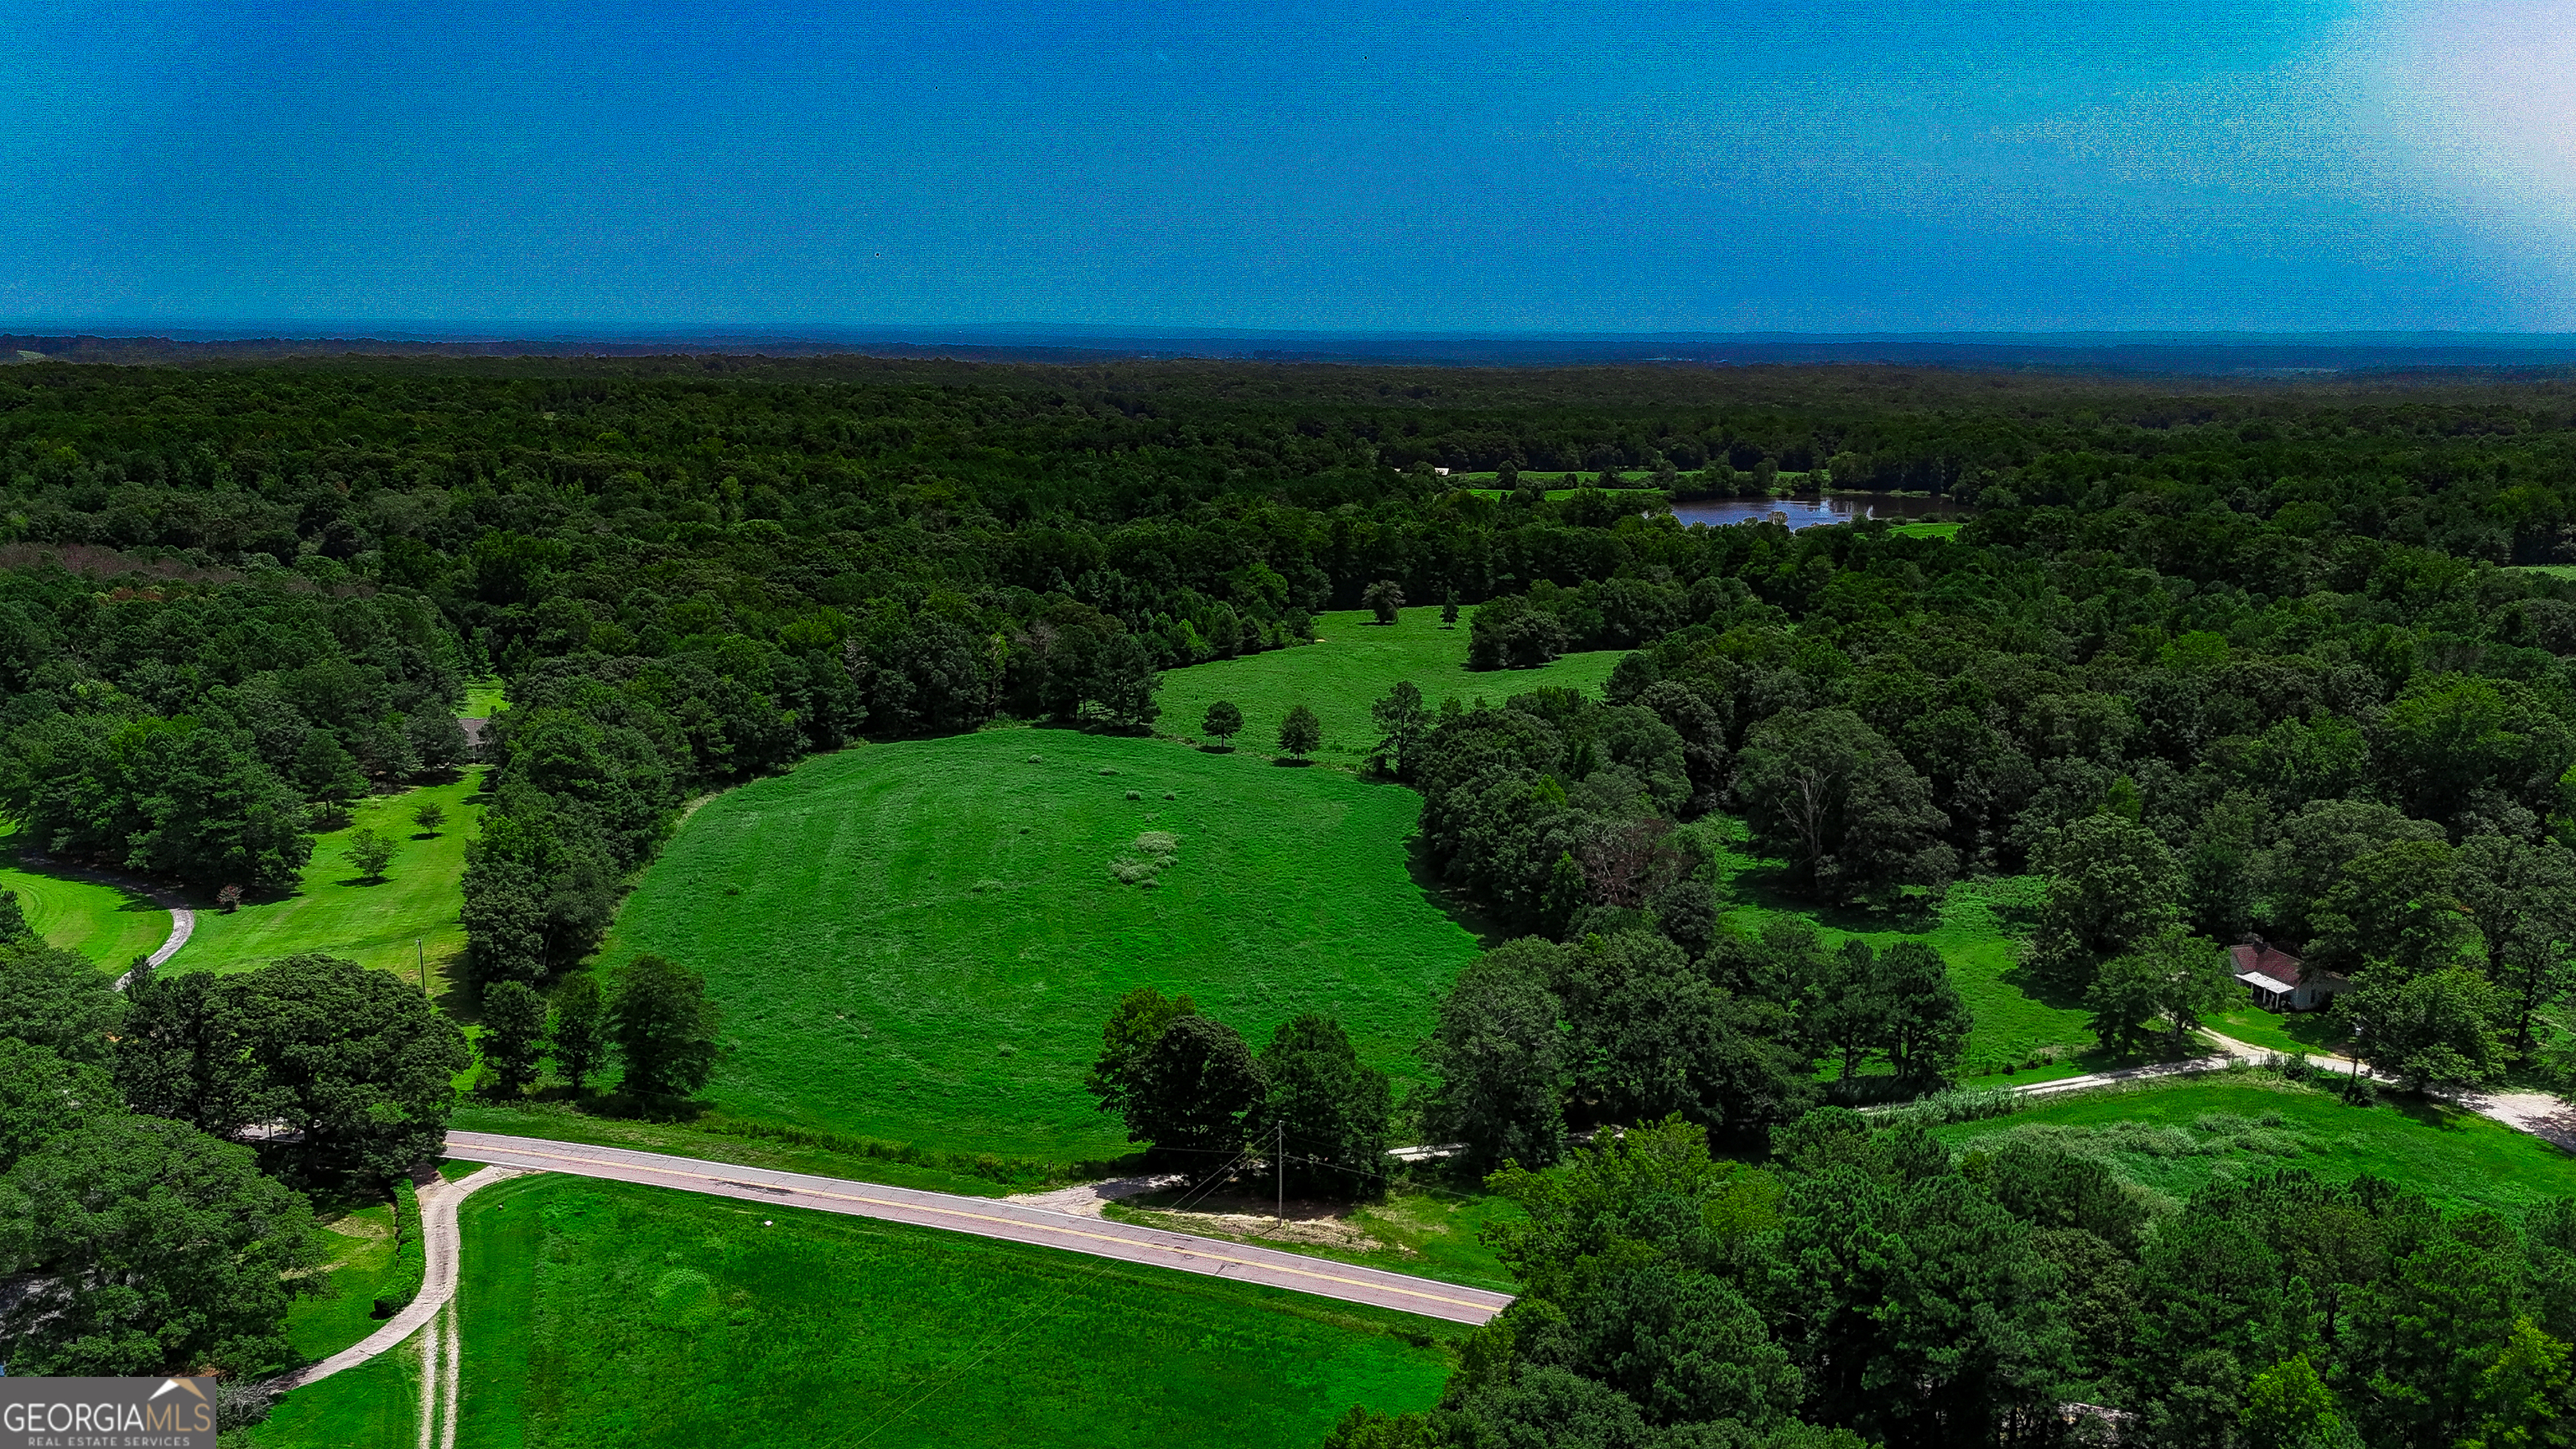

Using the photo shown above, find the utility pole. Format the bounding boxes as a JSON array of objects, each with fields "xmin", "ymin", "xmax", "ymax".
[{"xmin": 1275, "ymin": 1119, "xmax": 1284, "ymax": 1229}]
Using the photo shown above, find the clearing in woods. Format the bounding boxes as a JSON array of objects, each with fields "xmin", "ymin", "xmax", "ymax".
[
  {"xmin": 1155, "ymin": 605, "xmax": 1625, "ymax": 769},
  {"xmin": 174, "ymin": 769, "xmax": 488, "ymax": 987},
  {"xmin": 1933, "ymin": 1073, "xmax": 2576, "ymax": 1215},
  {"xmin": 597, "ymin": 729, "xmax": 1485, "ymax": 1158},
  {"xmin": 246, "ymin": 1174, "xmax": 1454, "ymax": 1449}
]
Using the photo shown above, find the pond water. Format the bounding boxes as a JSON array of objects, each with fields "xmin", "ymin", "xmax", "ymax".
[{"xmin": 1669, "ymin": 493, "xmax": 1975, "ymax": 530}]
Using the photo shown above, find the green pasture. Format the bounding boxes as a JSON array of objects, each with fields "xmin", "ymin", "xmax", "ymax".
[
  {"xmin": 176, "ymin": 770, "xmax": 486, "ymax": 988},
  {"xmin": 460, "ymin": 677, "xmax": 506, "ymax": 717},
  {"xmin": 596, "ymin": 729, "xmax": 1485, "ymax": 1158},
  {"xmin": 447, "ymin": 1103, "xmax": 1036, "ymax": 1198},
  {"xmin": 1935, "ymin": 1074, "xmax": 2576, "ymax": 1215},
  {"xmin": 254, "ymin": 1174, "xmax": 1454, "ymax": 1449},
  {"xmin": 1157, "ymin": 606, "xmax": 1625, "ymax": 769},
  {"xmin": 0, "ymin": 824, "xmax": 172, "ymax": 971},
  {"xmin": 1888, "ymin": 521, "xmax": 1962, "ymax": 539},
  {"xmin": 2509, "ymin": 565, "xmax": 2576, "ymax": 580}
]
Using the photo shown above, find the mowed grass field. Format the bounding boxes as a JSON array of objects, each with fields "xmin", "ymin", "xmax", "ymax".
[
  {"xmin": 598, "ymin": 730, "xmax": 1484, "ymax": 1157},
  {"xmin": 1934, "ymin": 1074, "xmax": 2576, "ymax": 1215},
  {"xmin": 1701, "ymin": 822, "xmax": 2101, "ymax": 1083},
  {"xmin": 1156, "ymin": 606, "xmax": 1625, "ymax": 769},
  {"xmin": 0, "ymin": 823, "xmax": 172, "ymax": 970},
  {"xmin": 177, "ymin": 769, "xmax": 487, "ymax": 988},
  {"xmin": 252, "ymin": 1175, "xmax": 1454, "ymax": 1449}
]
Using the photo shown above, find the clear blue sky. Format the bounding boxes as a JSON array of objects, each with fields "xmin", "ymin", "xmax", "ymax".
[{"xmin": 3, "ymin": 0, "xmax": 2569, "ymax": 332}]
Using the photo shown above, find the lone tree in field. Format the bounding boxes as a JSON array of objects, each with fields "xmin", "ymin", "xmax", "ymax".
[
  {"xmin": 1441, "ymin": 589, "xmax": 1460, "ymax": 628},
  {"xmin": 346, "ymin": 828, "xmax": 396, "ymax": 882},
  {"xmin": 551, "ymin": 974, "xmax": 608, "ymax": 1093},
  {"xmin": 411, "ymin": 800, "xmax": 447, "ymax": 835},
  {"xmin": 1201, "ymin": 700, "xmax": 1244, "ymax": 750},
  {"xmin": 480, "ymin": 980, "xmax": 548, "ymax": 1097},
  {"xmin": 1370, "ymin": 681, "xmax": 1430, "ymax": 781},
  {"xmin": 1362, "ymin": 579, "xmax": 1405, "ymax": 625},
  {"xmin": 1278, "ymin": 704, "xmax": 1322, "ymax": 761},
  {"xmin": 609, "ymin": 953, "xmax": 721, "ymax": 1106}
]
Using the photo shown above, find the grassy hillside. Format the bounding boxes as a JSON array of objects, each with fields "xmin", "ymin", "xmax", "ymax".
[
  {"xmin": 0, "ymin": 824, "xmax": 171, "ymax": 971},
  {"xmin": 177, "ymin": 769, "xmax": 487, "ymax": 988},
  {"xmin": 598, "ymin": 729, "xmax": 1484, "ymax": 1157},
  {"xmin": 252, "ymin": 1175, "xmax": 1454, "ymax": 1449},
  {"xmin": 1933, "ymin": 1074, "xmax": 2576, "ymax": 1215},
  {"xmin": 1156, "ymin": 606, "xmax": 1625, "ymax": 769}
]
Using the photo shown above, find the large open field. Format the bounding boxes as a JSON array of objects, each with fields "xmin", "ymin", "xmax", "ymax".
[
  {"xmin": 1156, "ymin": 606, "xmax": 1625, "ymax": 769},
  {"xmin": 597, "ymin": 729, "xmax": 1484, "ymax": 1158},
  {"xmin": 1934, "ymin": 1073, "xmax": 2576, "ymax": 1215},
  {"xmin": 0, "ymin": 824, "xmax": 172, "ymax": 970},
  {"xmin": 175, "ymin": 769, "xmax": 487, "ymax": 989},
  {"xmin": 251, "ymin": 1174, "xmax": 1454, "ymax": 1449}
]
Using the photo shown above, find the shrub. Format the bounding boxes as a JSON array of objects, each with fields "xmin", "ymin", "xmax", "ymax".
[{"xmin": 373, "ymin": 1177, "xmax": 426, "ymax": 1316}]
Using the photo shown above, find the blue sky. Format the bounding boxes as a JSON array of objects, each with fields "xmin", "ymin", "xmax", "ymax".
[{"xmin": 3, "ymin": 0, "xmax": 2570, "ymax": 331}]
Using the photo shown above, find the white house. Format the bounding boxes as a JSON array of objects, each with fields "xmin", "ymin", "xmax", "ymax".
[{"xmin": 2231, "ymin": 941, "xmax": 2348, "ymax": 1013}]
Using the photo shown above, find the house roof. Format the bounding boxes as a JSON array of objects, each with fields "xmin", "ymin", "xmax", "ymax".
[{"xmin": 2230, "ymin": 942, "xmax": 2304, "ymax": 995}]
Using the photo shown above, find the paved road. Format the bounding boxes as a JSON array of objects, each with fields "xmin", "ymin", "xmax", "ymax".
[
  {"xmin": 443, "ymin": 1131, "xmax": 1513, "ymax": 1325},
  {"xmin": 268, "ymin": 1163, "xmax": 527, "ymax": 1390}
]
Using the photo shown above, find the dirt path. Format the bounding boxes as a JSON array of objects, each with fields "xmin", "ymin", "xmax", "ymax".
[{"xmin": 267, "ymin": 1164, "xmax": 527, "ymax": 1393}]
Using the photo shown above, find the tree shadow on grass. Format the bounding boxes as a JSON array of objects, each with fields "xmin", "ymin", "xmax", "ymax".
[
  {"xmin": 1270, "ymin": 756, "xmax": 1317, "ymax": 767},
  {"xmin": 1997, "ymin": 958, "xmax": 2088, "ymax": 1012},
  {"xmin": 1406, "ymin": 831, "xmax": 1509, "ymax": 951}
]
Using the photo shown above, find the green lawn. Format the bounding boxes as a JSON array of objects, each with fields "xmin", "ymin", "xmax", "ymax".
[
  {"xmin": 283, "ymin": 1196, "xmax": 403, "ymax": 1366},
  {"xmin": 460, "ymin": 678, "xmax": 506, "ymax": 717},
  {"xmin": 254, "ymin": 1174, "xmax": 1454, "ymax": 1449},
  {"xmin": 1156, "ymin": 606, "xmax": 1626, "ymax": 770},
  {"xmin": 1888, "ymin": 522, "xmax": 1962, "ymax": 539},
  {"xmin": 1704, "ymin": 824, "xmax": 2100, "ymax": 1081},
  {"xmin": 0, "ymin": 824, "xmax": 171, "ymax": 972},
  {"xmin": 2210, "ymin": 1005, "xmax": 2352, "ymax": 1058},
  {"xmin": 175, "ymin": 769, "xmax": 487, "ymax": 989},
  {"xmin": 1935, "ymin": 1075, "xmax": 2576, "ymax": 1215},
  {"xmin": 596, "ymin": 729, "xmax": 1484, "ymax": 1158},
  {"xmin": 254, "ymin": 1343, "xmax": 420, "ymax": 1449},
  {"xmin": 2509, "ymin": 565, "xmax": 2576, "ymax": 580}
]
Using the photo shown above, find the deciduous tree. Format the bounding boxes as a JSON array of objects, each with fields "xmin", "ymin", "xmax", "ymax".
[{"xmin": 610, "ymin": 953, "xmax": 723, "ymax": 1107}]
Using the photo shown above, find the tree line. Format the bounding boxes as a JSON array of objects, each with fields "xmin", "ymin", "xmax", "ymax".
[
  {"xmin": 1328, "ymin": 1112, "xmax": 2576, "ymax": 1449},
  {"xmin": 0, "ymin": 896, "xmax": 725, "ymax": 1379}
]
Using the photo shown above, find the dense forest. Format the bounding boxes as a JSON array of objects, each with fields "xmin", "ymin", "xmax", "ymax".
[{"xmin": 8, "ymin": 356, "xmax": 2576, "ymax": 1434}]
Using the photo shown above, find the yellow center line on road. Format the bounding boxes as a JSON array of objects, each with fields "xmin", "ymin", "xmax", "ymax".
[{"xmin": 451, "ymin": 1139, "xmax": 1504, "ymax": 1316}]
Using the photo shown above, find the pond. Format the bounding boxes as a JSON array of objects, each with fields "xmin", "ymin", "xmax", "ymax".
[{"xmin": 1669, "ymin": 492, "xmax": 1975, "ymax": 530}]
